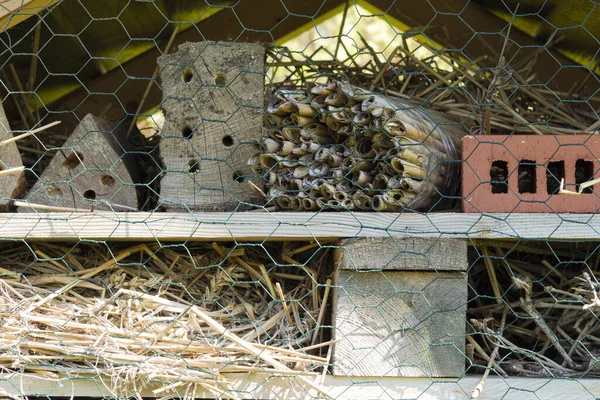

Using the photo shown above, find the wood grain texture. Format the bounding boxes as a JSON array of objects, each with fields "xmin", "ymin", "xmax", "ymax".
[
  {"xmin": 0, "ymin": 103, "xmax": 25, "ymax": 210},
  {"xmin": 0, "ymin": 0, "xmax": 58, "ymax": 31},
  {"xmin": 332, "ymin": 270, "xmax": 467, "ymax": 377},
  {"xmin": 21, "ymin": 114, "xmax": 138, "ymax": 212},
  {"xmin": 158, "ymin": 41, "xmax": 265, "ymax": 211},
  {"xmin": 0, "ymin": 373, "xmax": 598, "ymax": 399},
  {"xmin": 338, "ymin": 237, "xmax": 467, "ymax": 271},
  {"xmin": 1, "ymin": 212, "xmax": 600, "ymax": 241}
]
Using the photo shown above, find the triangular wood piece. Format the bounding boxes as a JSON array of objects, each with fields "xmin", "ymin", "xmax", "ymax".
[
  {"xmin": 157, "ymin": 41, "xmax": 265, "ymax": 211},
  {"xmin": 21, "ymin": 114, "xmax": 138, "ymax": 212},
  {"xmin": 0, "ymin": 104, "xmax": 26, "ymax": 210}
]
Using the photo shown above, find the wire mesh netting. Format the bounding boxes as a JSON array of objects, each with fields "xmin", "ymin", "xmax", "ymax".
[{"xmin": 1, "ymin": 0, "xmax": 600, "ymax": 399}]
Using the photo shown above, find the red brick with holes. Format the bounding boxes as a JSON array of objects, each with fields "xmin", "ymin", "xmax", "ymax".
[{"xmin": 462, "ymin": 135, "xmax": 600, "ymax": 213}]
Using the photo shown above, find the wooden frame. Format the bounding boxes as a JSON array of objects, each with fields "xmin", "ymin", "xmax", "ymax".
[
  {"xmin": 2, "ymin": 372, "xmax": 598, "ymax": 399},
  {"xmin": 1, "ymin": 211, "xmax": 600, "ymax": 241},
  {"xmin": 0, "ymin": 0, "xmax": 58, "ymax": 31}
]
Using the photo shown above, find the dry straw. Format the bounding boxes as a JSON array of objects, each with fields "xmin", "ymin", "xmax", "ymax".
[{"xmin": 0, "ymin": 241, "xmax": 334, "ymax": 398}]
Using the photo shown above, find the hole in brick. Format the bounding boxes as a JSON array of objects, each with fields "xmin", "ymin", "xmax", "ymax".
[
  {"xmin": 101, "ymin": 175, "xmax": 115, "ymax": 187},
  {"xmin": 233, "ymin": 171, "xmax": 244, "ymax": 183},
  {"xmin": 490, "ymin": 161, "xmax": 508, "ymax": 194},
  {"xmin": 188, "ymin": 159, "xmax": 199, "ymax": 173},
  {"xmin": 181, "ymin": 125, "xmax": 193, "ymax": 138},
  {"xmin": 576, "ymin": 159, "xmax": 594, "ymax": 194},
  {"xmin": 518, "ymin": 160, "xmax": 536, "ymax": 194},
  {"xmin": 62, "ymin": 151, "xmax": 84, "ymax": 170},
  {"xmin": 83, "ymin": 190, "xmax": 96, "ymax": 200},
  {"xmin": 222, "ymin": 135, "xmax": 234, "ymax": 148},
  {"xmin": 547, "ymin": 161, "xmax": 565, "ymax": 195},
  {"xmin": 215, "ymin": 73, "xmax": 226, "ymax": 86},
  {"xmin": 182, "ymin": 67, "xmax": 194, "ymax": 83}
]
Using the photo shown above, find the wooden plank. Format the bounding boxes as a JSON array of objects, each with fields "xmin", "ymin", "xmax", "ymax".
[
  {"xmin": 338, "ymin": 237, "xmax": 467, "ymax": 271},
  {"xmin": 19, "ymin": 114, "xmax": 139, "ymax": 212},
  {"xmin": 366, "ymin": 0, "xmax": 590, "ymax": 92},
  {"xmin": 332, "ymin": 269, "xmax": 466, "ymax": 377},
  {"xmin": 158, "ymin": 42, "xmax": 265, "ymax": 211},
  {"xmin": 2, "ymin": 373, "xmax": 598, "ymax": 399},
  {"xmin": 0, "ymin": 212, "xmax": 599, "ymax": 241},
  {"xmin": 0, "ymin": 0, "xmax": 58, "ymax": 32}
]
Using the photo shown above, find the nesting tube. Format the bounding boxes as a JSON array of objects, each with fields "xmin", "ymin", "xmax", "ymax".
[
  {"xmin": 291, "ymin": 113, "xmax": 316, "ymax": 127},
  {"xmin": 301, "ymin": 197, "xmax": 318, "ymax": 211},
  {"xmin": 353, "ymin": 112, "xmax": 372, "ymax": 127},
  {"xmin": 290, "ymin": 196, "xmax": 303, "ymax": 210},
  {"xmin": 279, "ymin": 141, "xmax": 295, "ymax": 156},
  {"xmin": 292, "ymin": 102, "xmax": 318, "ymax": 117},
  {"xmin": 353, "ymin": 193, "xmax": 372, "ymax": 210},
  {"xmin": 282, "ymin": 127, "xmax": 301, "ymax": 143},
  {"xmin": 259, "ymin": 154, "xmax": 281, "ymax": 170},
  {"xmin": 276, "ymin": 196, "xmax": 292, "ymax": 209}
]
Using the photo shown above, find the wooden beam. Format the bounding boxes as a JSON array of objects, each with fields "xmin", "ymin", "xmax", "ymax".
[
  {"xmin": 1, "ymin": 372, "xmax": 599, "ymax": 399},
  {"xmin": 2, "ymin": 212, "xmax": 600, "ymax": 241},
  {"xmin": 367, "ymin": 0, "xmax": 591, "ymax": 92},
  {"xmin": 0, "ymin": 0, "xmax": 57, "ymax": 32}
]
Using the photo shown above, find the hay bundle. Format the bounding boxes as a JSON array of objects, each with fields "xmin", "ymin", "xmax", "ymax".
[
  {"xmin": 0, "ymin": 242, "xmax": 333, "ymax": 398},
  {"xmin": 251, "ymin": 80, "xmax": 469, "ymax": 211}
]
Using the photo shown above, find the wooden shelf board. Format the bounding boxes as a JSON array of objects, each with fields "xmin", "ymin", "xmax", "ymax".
[
  {"xmin": 1, "ymin": 372, "xmax": 598, "ymax": 399},
  {"xmin": 0, "ymin": 212, "xmax": 599, "ymax": 241}
]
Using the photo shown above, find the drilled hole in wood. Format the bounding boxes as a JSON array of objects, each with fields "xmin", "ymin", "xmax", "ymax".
[
  {"xmin": 518, "ymin": 160, "xmax": 536, "ymax": 194},
  {"xmin": 222, "ymin": 135, "xmax": 234, "ymax": 148},
  {"xmin": 62, "ymin": 151, "xmax": 84, "ymax": 170},
  {"xmin": 233, "ymin": 171, "xmax": 244, "ymax": 183},
  {"xmin": 547, "ymin": 161, "xmax": 565, "ymax": 195},
  {"xmin": 576, "ymin": 159, "xmax": 594, "ymax": 194},
  {"xmin": 182, "ymin": 67, "xmax": 194, "ymax": 83},
  {"xmin": 46, "ymin": 186, "xmax": 61, "ymax": 196},
  {"xmin": 181, "ymin": 125, "xmax": 193, "ymax": 138},
  {"xmin": 83, "ymin": 190, "xmax": 96, "ymax": 200},
  {"xmin": 188, "ymin": 159, "xmax": 199, "ymax": 173},
  {"xmin": 215, "ymin": 73, "xmax": 226, "ymax": 86},
  {"xmin": 101, "ymin": 175, "xmax": 115, "ymax": 187},
  {"xmin": 490, "ymin": 160, "xmax": 508, "ymax": 194}
]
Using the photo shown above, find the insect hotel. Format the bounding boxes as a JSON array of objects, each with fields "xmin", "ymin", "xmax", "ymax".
[{"xmin": 0, "ymin": 0, "xmax": 600, "ymax": 399}]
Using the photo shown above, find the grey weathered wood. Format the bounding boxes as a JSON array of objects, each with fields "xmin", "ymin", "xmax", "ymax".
[
  {"xmin": 21, "ymin": 114, "xmax": 138, "ymax": 212},
  {"xmin": 158, "ymin": 41, "xmax": 265, "ymax": 211},
  {"xmin": 1, "ymin": 212, "xmax": 600, "ymax": 241},
  {"xmin": 0, "ymin": 104, "xmax": 25, "ymax": 210},
  {"xmin": 338, "ymin": 237, "xmax": 467, "ymax": 271},
  {"xmin": 332, "ymin": 269, "xmax": 467, "ymax": 377},
  {"xmin": 2, "ymin": 373, "xmax": 600, "ymax": 399}
]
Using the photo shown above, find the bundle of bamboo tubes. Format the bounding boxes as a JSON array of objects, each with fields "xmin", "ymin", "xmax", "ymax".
[
  {"xmin": 251, "ymin": 80, "xmax": 469, "ymax": 211},
  {"xmin": 0, "ymin": 241, "xmax": 333, "ymax": 398}
]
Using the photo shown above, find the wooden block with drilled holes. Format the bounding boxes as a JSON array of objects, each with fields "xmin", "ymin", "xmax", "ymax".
[
  {"xmin": 157, "ymin": 41, "xmax": 265, "ymax": 211},
  {"xmin": 332, "ymin": 237, "xmax": 467, "ymax": 378},
  {"xmin": 0, "ymin": 104, "xmax": 26, "ymax": 210},
  {"xmin": 20, "ymin": 114, "xmax": 138, "ymax": 212}
]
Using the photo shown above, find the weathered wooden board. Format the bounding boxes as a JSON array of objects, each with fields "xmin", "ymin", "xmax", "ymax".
[
  {"xmin": 332, "ymin": 269, "xmax": 467, "ymax": 377},
  {"xmin": 0, "ymin": 0, "xmax": 59, "ymax": 32},
  {"xmin": 1, "ymin": 373, "xmax": 599, "ymax": 400},
  {"xmin": 20, "ymin": 114, "xmax": 138, "ymax": 212},
  {"xmin": 337, "ymin": 237, "xmax": 467, "ymax": 271},
  {"xmin": 2, "ymin": 373, "xmax": 600, "ymax": 400},
  {"xmin": 1, "ymin": 212, "xmax": 600, "ymax": 241},
  {"xmin": 158, "ymin": 41, "xmax": 265, "ymax": 211},
  {"xmin": 0, "ymin": 104, "xmax": 25, "ymax": 209}
]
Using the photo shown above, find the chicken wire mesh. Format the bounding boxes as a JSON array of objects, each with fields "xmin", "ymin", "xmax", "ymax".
[{"xmin": 0, "ymin": 0, "xmax": 599, "ymax": 399}]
